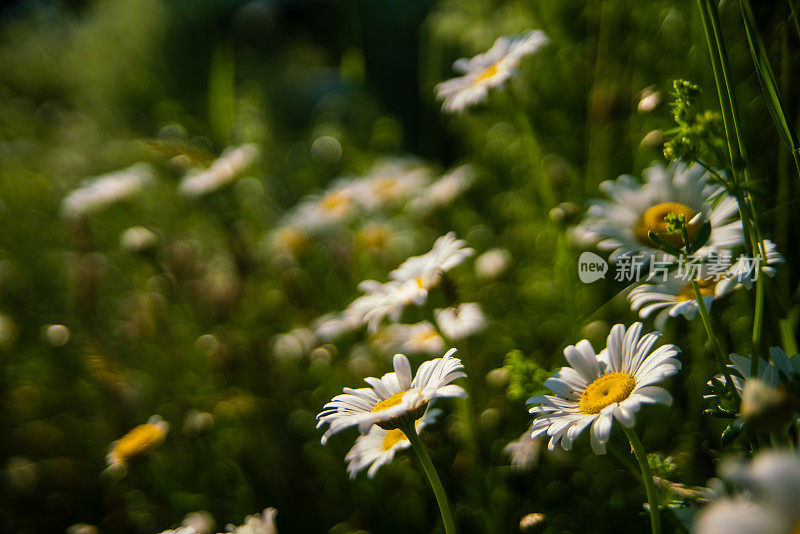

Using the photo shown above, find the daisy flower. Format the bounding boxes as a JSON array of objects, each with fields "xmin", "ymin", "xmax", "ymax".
[
  {"xmin": 529, "ymin": 323, "xmax": 680, "ymax": 454},
  {"xmin": 178, "ymin": 143, "xmax": 259, "ymax": 197},
  {"xmin": 157, "ymin": 528, "xmax": 197, "ymax": 534},
  {"xmin": 407, "ymin": 164, "xmax": 475, "ymax": 214},
  {"xmin": 717, "ymin": 239, "xmax": 784, "ymax": 294},
  {"xmin": 504, "ymin": 423, "xmax": 543, "ymax": 470},
  {"xmin": 106, "ymin": 415, "xmax": 169, "ymax": 471},
  {"xmin": 628, "ymin": 272, "xmax": 736, "ymax": 330},
  {"xmin": 316, "ymin": 349, "xmax": 466, "ymax": 444},
  {"xmin": 351, "ymin": 158, "xmax": 432, "ymax": 212},
  {"xmin": 61, "ymin": 162, "xmax": 155, "ymax": 218},
  {"xmin": 435, "ymin": 302, "xmax": 487, "ymax": 340},
  {"xmin": 390, "ymin": 232, "xmax": 474, "ymax": 297},
  {"xmin": 345, "ymin": 279, "xmax": 424, "ymax": 332},
  {"xmin": 573, "ymin": 161, "xmax": 743, "ymax": 262},
  {"xmin": 373, "ymin": 321, "xmax": 445, "ymax": 355},
  {"xmin": 711, "ymin": 347, "xmax": 800, "ymax": 397},
  {"xmin": 225, "ymin": 508, "xmax": 278, "ymax": 534},
  {"xmin": 694, "ymin": 451, "xmax": 800, "ymax": 534},
  {"xmin": 345, "ymin": 409, "xmax": 440, "ymax": 478},
  {"xmin": 435, "ymin": 30, "xmax": 549, "ymax": 113},
  {"xmin": 285, "ymin": 179, "xmax": 360, "ymax": 233}
]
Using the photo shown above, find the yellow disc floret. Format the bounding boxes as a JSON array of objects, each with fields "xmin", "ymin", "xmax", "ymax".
[
  {"xmin": 677, "ymin": 277, "xmax": 717, "ymax": 302},
  {"xmin": 372, "ymin": 391, "xmax": 406, "ymax": 413},
  {"xmin": 579, "ymin": 372, "xmax": 637, "ymax": 414},
  {"xmin": 108, "ymin": 421, "xmax": 167, "ymax": 466},
  {"xmin": 381, "ymin": 428, "xmax": 406, "ymax": 451},
  {"xmin": 474, "ymin": 62, "xmax": 501, "ymax": 86},
  {"xmin": 634, "ymin": 202, "xmax": 701, "ymax": 248}
]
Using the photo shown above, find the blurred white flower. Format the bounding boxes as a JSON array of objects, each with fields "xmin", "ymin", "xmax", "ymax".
[
  {"xmin": 435, "ymin": 302, "xmax": 486, "ymax": 340},
  {"xmin": 226, "ymin": 508, "xmax": 278, "ymax": 534},
  {"xmin": 504, "ymin": 424, "xmax": 543, "ymax": 470},
  {"xmin": 435, "ymin": 30, "xmax": 549, "ymax": 113},
  {"xmin": 390, "ymin": 232, "xmax": 474, "ymax": 296},
  {"xmin": 351, "ymin": 158, "xmax": 431, "ymax": 211},
  {"xmin": 529, "ymin": 323, "xmax": 680, "ymax": 454},
  {"xmin": 710, "ymin": 347, "xmax": 800, "ymax": 398},
  {"xmin": 286, "ymin": 179, "xmax": 360, "ymax": 232},
  {"xmin": 182, "ymin": 510, "xmax": 216, "ymax": 534},
  {"xmin": 317, "ymin": 350, "xmax": 466, "ymax": 444},
  {"xmin": 475, "ymin": 248, "xmax": 511, "ymax": 280},
  {"xmin": 637, "ymin": 86, "xmax": 662, "ymax": 113},
  {"xmin": 695, "ymin": 451, "xmax": 800, "ymax": 534},
  {"xmin": 717, "ymin": 239, "xmax": 784, "ymax": 293},
  {"xmin": 271, "ymin": 327, "xmax": 316, "ymax": 362},
  {"xmin": 312, "ymin": 312, "xmax": 362, "ymax": 341},
  {"xmin": 373, "ymin": 321, "xmax": 445, "ymax": 355},
  {"xmin": 120, "ymin": 226, "xmax": 159, "ymax": 253},
  {"xmin": 178, "ymin": 143, "xmax": 260, "ymax": 197},
  {"xmin": 158, "ymin": 528, "xmax": 197, "ymax": 534},
  {"xmin": 61, "ymin": 162, "xmax": 155, "ymax": 218},
  {"xmin": 345, "ymin": 279, "xmax": 424, "ymax": 332},
  {"xmin": 573, "ymin": 161, "xmax": 743, "ymax": 262},
  {"xmin": 345, "ymin": 409, "xmax": 439, "ymax": 478},
  {"xmin": 407, "ymin": 165, "xmax": 475, "ymax": 213}
]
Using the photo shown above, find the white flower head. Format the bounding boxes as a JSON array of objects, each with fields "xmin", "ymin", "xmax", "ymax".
[
  {"xmin": 629, "ymin": 271, "xmax": 735, "ymax": 330},
  {"xmin": 351, "ymin": 158, "xmax": 432, "ymax": 212},
  {"xmin": 285, "ymin": 178, "xmax": 360, "ymax": 233},
  {"xmin": 435, "ymin": 303, "xmax": 486, "ymax": 340},
  {"xmin": 529, "ymin": 323, "xmax": 681, "ymax": 454},
  {"xmin": 345, "ymin": 279, "xmax": 424, "ymax": 332},
  {"xmin": 345, "ymin": 408, "xmax": 440, "ymax": 478},
  {"xmin": 573, "ymin": 161, "xmax": 743, "ymax": 262},
  {"xmin": 158, "ymin": 528, "xmax": 197, "ymax": 534},
  {"xmin": 317, "ymin": 349, "xmax": 466, "ymax": 444},
  {"xmin": 716, "ymin": 239, "xmax": 784, "ymax": 294},
  {"xmin": 504, "ymin": 424, "xmax": 543, "ymax": 470},
  {"xmin": 407, "ymin": 165, "xmax": 475, "ymax": 213},
  {"xmin": 61, "ymin": 162, "xmax": 155, "ymax": 218},
  {"xmin": 390, "ymin": 232, "xmax": 474, "ymax": 295},
  {"xmin": 475, "ymin": 248, "xmax": 512, "ymax": 280},
  {"xmin": 178, "ymin": 144, "xmax": 260, "ymax": 197},
  {"xmin": 710, "ymin": 347, "xmax": 800, "ymax": 398},
  {"xmin": 225, "ymin": 508, "xmax": 278, "ymax": 534},
  {"xmin": 373, "ymin": 321, "xmax": 445, "ymax": 356},
  {"xmin": 435, "ymin": 30, "xmax": 549, "ymax": 113},
  {"xmin": 695, "ymin": 451, "xmax": 800, "ymax": 534}
]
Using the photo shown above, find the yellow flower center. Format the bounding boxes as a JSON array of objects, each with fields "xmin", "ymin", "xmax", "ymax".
[
  {"xmin": 372, "ymin": 391, "xmax": 406, "ymax": 413},
  {"xmin": 412, "ymin": 329, "xmax": 440, "ymax": 346},
  {"xmin": 112, "ymin": 423, "xmax": 166, "ymax": 463},
  {"xmin": 382, "ymin": 428, "xmax": 406, "ymax": 450},
  {"xmin": 414, "ymin": 275, "xmax": 425, "ymax": 289},
  {"xmin": 473, "ymin": 61, "xmax": 501, "ymax": 85},
  {"xmin": 676, "ymin": 277, "xmax": 717, "ymax": 302},
  {"xmin": 372, "ymin": 177, "xmax": 400, "ymax": 199},
  {"xmin": 320, "ymin": 191, "xmax": 349, "ymax": 214},
  {"xmin": 579, "ymin": 372, "xmax": 637, "ymax": 414},
  {"xmin": 634, "ymin": 202, "xmax": 701, "ymax": 248}
]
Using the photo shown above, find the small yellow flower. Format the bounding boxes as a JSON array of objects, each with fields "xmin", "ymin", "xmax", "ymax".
[{"xmin": 106, "ymin": 415, "xmax": 169, "ymax": 469}]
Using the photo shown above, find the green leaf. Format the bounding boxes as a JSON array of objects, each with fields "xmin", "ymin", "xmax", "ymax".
[
  {"xmin": 647, "ymin": 231, "xmax": 685, "ymax": 256},
  {"xmin": 739, "ymin": 0, "xmax": 799, "ymax": 155},
  {"xmin": 688, "ymin": 221, "xmax": 712, "ymax": 253}
]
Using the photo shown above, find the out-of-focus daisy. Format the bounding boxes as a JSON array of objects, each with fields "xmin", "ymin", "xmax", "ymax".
[
  {"xmin": 504, "ymin": 423, "xmax": 543, "ymax": 470},
  {"xmin": 158, "ymin": 528, "xmax": 197, "ymax": 534},
  {"xmin": 345, "ymin": 409, "xmax": 440, "ymax": 478},
  {"xmin": 712, "ymin": 347, "xmax": 800, "ymax": 397},
  {"xmin": 694, "ymin": 451, "xmax": 800, "ymax": 534},
  {"xmin": 225, "ymin": 508, "xmax": 278, "ymax": 534},
  {"xmin": 435, "ymin": 30, "xmax": 549, "ymax": 113},
  {"xmin": 178, "ymin": 143, "xmax": 259, "ymax": 197},
  {"xmin": 529, "ymin": 323, "xmax": 680, "ymax": 454},
  {"xmin": 317, "ymin": 350, "xmax": 466, "ymax": 444},
  {"xmin": 106, "ymin": 415, "xmax": 169, "ymax": 472},
  {"xmin": 312, "ymin": 312, "xmax": 362, "ymax": 342},
  {"xmin": 573, "ymin": 161, "xmax": 743, "ymax": 262},
  {"xmin": 390, "ymin": 232, "xmax": 474, "ymax": 296},
  {"xmin": 435, "ymin": 303, "xmax": 486, "ymax": 340},
  {"xmin": 345, "ymin": 279, "xmax": 424, "ymax": 332},
  {"xmin": 351, "ymin": 158, "xmax": 431, "ymax": 212},
  {"xmin": 717, "ymin": 239, "xmax": 784, "ymax": 293},
  {"xmin": 629, "ymin": 273, "xmax": 735, "ymax": 330},
  {"xmin": 475, "ymin": 248, "xmax": 512, "ymax": 280},
  {"xmin": 286, "ymin": 179, "xmax": 360, "ymax": 232},
  {"xmin": 407, "ymin": 165, "xmax": 475, "ymax": 214},
  {"xmin": 61, "ymin": 162, "xmax": 155, "ymax": 218},
  {"xmin": 373, "ymin": 321, "xmax": 445, "ymax": 355}
]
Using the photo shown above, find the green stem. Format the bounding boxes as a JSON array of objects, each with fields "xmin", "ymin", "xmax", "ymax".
[
  {"xmin": 621, "ymin": 425, "xmax": 661, "ymax": 534},
  {"xmin": 751, "ymin": 275, "xmax": 765, "ymax": 377},
  {"xmin": 691, "ymin": 279, "xmax": 739, "ymax": 401},
  {"xmin": 789, "ymin": 0, "xmax": 800, "ymax": 41},
  {"xmin": 403, "ymin": 423, "xmax": 457, "ymax": 534},
  {"xmin": 501, "ymin": 88, "xmax": 556, "ymax": 208}
]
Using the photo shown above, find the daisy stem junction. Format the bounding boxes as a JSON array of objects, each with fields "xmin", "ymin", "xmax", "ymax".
[
  {"xmin": 402, "ymin": 422, "xmax": 457, "ymax": 534},
  {"xmin": 621, "ymin": 425, "xmax": 661, "ymax": 534}
]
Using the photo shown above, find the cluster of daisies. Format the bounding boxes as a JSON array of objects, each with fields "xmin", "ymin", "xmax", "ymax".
[{"xmin": 574, "ymin": 161, "xmax": 783, "ymax": 329}]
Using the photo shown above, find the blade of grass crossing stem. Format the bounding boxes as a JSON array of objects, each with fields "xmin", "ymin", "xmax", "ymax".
[{"xmin": 740, "ymin": 0, "xmax": 800, "ymax": 179}]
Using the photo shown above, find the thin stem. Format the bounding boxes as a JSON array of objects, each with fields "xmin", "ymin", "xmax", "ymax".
[
  {"xmin": 621, "ymin": 425, "xmax": 661, "ymax": 534},
  {"xmin": 402, "ymin": 423, "xmax": 457, "ymax": 534},
  {"xmin": 500, "ymin": 87, "xmax": 556, "ymax": 208},
  {"xmin": 691, "ymin": 279, "xmax": 740, "ymax": 401},
  {"xmin": 789, "ymin": 0, "xmax": 800, "ymax": 42},
  {"xmin": 751, "ymin": 275, "xmax": 765, "ymax": 377}
]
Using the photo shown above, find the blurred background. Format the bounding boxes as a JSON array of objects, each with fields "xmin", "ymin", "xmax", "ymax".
[{"xmin": 0, "ymin": 0, "xmax": 798, "ymax": 532}]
